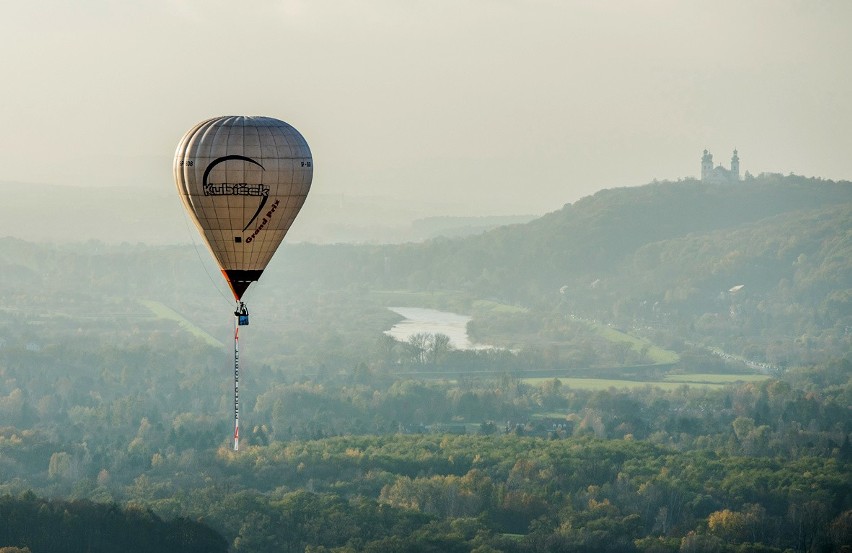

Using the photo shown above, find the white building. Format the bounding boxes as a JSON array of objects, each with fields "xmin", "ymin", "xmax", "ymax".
[{"xmin": 701, "ymin": 149, "xmax": 740, "ymax": 183}]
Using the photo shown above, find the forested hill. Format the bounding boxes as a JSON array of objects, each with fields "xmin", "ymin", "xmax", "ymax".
[
  {"xmin": 3, "ymin": 173, "xmax": 847, "ymax": 302},
  {"xmin": 266, "ymin": 173, "xmax": 851, "ymax": 364},
  {"xmin": 272, "ymin": 173, "xmax": 851, "ymax": 306},
  {"xmin": 0, "ymin": 173, "xmax": 849, "ymax": 364},
  {"xmin": 369, "ymin": 173, "xmax": 852, "ymax": 298}
]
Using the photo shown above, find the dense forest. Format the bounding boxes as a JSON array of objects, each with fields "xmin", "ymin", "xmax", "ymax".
[
  {"xmin": 0, "ymin": 494, "xmax": 226, "ymax": 553},
  {"xmin": 0, "ymin": 174, "xmax": 849, "ymax": 551},
  {"xmin": 0, "ymin": 341, "xmax": 849, "ymax": 551}
]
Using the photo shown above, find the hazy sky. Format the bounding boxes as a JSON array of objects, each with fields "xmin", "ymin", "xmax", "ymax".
[{"xmin": 1, "ymin": 0, "xmax": 850, "ymax": 215}]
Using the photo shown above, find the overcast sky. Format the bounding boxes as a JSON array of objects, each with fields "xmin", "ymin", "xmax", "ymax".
[{"xmin": 1, "ymin": 0, "xmax": 850, "ymax": 215}]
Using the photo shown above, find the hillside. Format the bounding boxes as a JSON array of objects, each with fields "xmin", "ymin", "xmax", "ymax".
[
  {"xmin": 259, "ymin": 174, "xmax": 851, "ymax": 365},
  {"xmin": 1, "ymin": 173, "xmax": 849, "ymax": 367},
  {"xmin": 0, "ymin": 175, "xmax": 849, "ymax": 552},
  {"xmin": 376, "ymin": 174, "xmax": 852, "ymax": 296}
]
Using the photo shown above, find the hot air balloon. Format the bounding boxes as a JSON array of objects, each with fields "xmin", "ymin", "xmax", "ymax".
[
  {"xmin": 174, "ymin": 116, "xmax": 312, "ymax": 451},
  {"xmin": 174, "ymin": 116, "xmax": 313, "ymax": 301}
]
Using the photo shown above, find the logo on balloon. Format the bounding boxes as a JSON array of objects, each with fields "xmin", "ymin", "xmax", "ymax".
[
  {"xmin": 244, "ymin": 199, "xmax": 281, "ymax": 244},
  {"xmin": 202, "ymin": 155, "xmax": 271, "ymax": 232}
]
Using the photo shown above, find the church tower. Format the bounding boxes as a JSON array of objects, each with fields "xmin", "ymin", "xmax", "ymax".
[
  {"xmin": 730, "ymin": 149, "xmax": 740, "ymax": 181},
  {"xmin": 701, "ymin": 149, "xmax": 714, "ymax": 181}
]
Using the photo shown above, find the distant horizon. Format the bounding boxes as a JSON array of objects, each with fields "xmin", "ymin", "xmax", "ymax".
[
  {"xmin": 1, "ymin": 170, "xmax": 847, "ymax": 248},
  {"xmin": 2, "ymin": 1, "xmax": 851, "ymax": 222}
]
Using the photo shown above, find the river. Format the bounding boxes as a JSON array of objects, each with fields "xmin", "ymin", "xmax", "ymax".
[{"xmin": 384, "ymin": 307, "xmax": 486, "ymax": 350}]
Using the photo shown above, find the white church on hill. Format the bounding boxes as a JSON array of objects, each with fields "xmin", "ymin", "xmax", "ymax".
[{"xmin": 701, "ymin": 149, "xmax": 740, "ymax": 183}]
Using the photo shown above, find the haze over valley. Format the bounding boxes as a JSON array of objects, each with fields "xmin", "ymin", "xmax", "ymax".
[
  {"xmin": 1, "ymin": 1, "xmax": 850, "ymax": 552},
  {"xmin": 1, "ymin": 171, "xmax": 850, "ymax": 551}
]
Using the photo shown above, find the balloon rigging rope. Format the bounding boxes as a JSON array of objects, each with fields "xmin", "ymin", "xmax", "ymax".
[{"xmin": 179, "ymin": 205, "xmax": 234, "ymax": 308}]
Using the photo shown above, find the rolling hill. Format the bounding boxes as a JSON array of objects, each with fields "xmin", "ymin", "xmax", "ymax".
[{"xmin": 1, "ymin": 173, "xmax": 849, "ymax": 366}]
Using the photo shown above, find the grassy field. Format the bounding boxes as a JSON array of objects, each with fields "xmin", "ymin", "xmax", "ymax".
[
  {"xmin": 139, "ymin": 299, "xmax": 224, "ymax": 348},
  {"xmin": 471, "ymin": 299, "xmax": 528, "ymax": 314},
  {"xmin": 523, "ymin": 372, "xmax": 769, "ymax": 390},
  {"xmin": 586, "ymin": 322, "xmax": 680, "ymax": 364},
  {"xmin": 663, "ymin": 373, "xmax": 770, "ymax": 384}
]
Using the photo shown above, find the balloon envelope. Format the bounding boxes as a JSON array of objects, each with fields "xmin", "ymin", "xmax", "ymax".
[{"xmin": 174, "ymin": 116, "xmax": 312, "ymax": 299}]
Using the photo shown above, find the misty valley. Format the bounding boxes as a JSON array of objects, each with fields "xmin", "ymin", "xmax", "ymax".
[{"xmin": 0, "ymin": 174, "xmax": 850, "ymax": 552}]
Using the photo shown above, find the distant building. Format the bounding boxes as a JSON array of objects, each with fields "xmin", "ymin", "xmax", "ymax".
[{"xmin": 701, "ymin": 149, "xmax": 740, "ymax": 183}]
